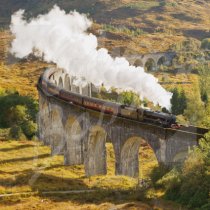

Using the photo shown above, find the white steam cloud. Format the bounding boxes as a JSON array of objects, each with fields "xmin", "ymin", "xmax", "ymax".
[{"xmin": 10, "ymin": 6, "xmax": 172, "ymax": 109}]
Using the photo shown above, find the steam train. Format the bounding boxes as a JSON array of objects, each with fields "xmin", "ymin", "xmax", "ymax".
[{"xmin": 38, "ymin": 73, "xmax": 178, "ymax": 128}]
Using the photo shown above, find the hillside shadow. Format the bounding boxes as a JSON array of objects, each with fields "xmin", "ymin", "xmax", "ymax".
[
  {"xmin": 0, "ymin": 164, "xmax": 64, "ymax": 176},
  {"xmin": 104, "ymin": 4, "xmax": 163, "ymax": 22},
  {"xmin": 100, "ymin": 4, "xmax": 163, "ymax": 33},
  {"xmin": 0, "ymin": 163, "xmax": 146, "ymax": 205},
  {"xmin": 0, "ymin": 144, "xmax": 34, "ymax": 152},
  {"xmin": 0, "ymin": 156, "xmax": 147, "ymax": 206},
  {"xmin": 40, "ymin": 189, "xmax": 145, "ymax": 205},
  {"xmin": 0, "ymin": 169, "xmax": 88, "ymax": 190},
  {"xmin": 183, "ymin": 29, "xmax": 210, "ymax": 40},
  {"xmin": 0, "ymin": 153, "xmax": 49, "ymax": 164},
  {"xmin": 171, "ymin": 13, "xmax": 201, "ymax": 22},
  {"xmin": 105, "ymin": 7, "xmax": 141, "ymax": 20}
]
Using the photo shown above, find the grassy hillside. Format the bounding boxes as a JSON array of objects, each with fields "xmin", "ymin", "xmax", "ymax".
[
  {"xmin": 0, "ymin": 31, "xmax": 51, "ymax": 98},
  {"xmin": 0, "ymin": 140, "xmax": 188, "ymax": 210},
  {"xmin": 1, "ymin": 0, "xmax": 210, "ymax": 54},
  {"xmin": 1, "ymin": 0, "xmax": 210, "ymax": 37},
  {"xmin": 0, "ymin": 30, "xmax": 201, "ymax": 100},
  {"xmin": 0, "ymin": 140, "xmax": 157, "ymax": 194}
]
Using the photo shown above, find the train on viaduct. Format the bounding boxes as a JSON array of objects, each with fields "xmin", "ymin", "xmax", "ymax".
[{"xmin": 37, "ymin": 68, "xmax": 208, "ymax": 178}]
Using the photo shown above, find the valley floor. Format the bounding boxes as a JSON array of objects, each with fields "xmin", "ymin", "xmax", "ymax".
[{"xmin": 0, "ymin": 140, "xmax": 187, "ymax": 210}]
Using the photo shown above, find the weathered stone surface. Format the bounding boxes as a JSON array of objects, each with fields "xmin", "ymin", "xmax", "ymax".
[
  {"xmin": 85, "ymin": 126, "xmax": 107, "ymax": 176},
  {"xmin": 39, "ymin": 90, "xmax": 201, "ymax": 177},
  {"xmin": 49, "ymin": 105, "xmax": 65, "ymax": 155},
  {"xmin": 64, "ymin": 116, "xmax": 83, "ymax": 165},
  {"xmin": 38, "ymin": 69, "xmax": 203, "ymax": 178}
]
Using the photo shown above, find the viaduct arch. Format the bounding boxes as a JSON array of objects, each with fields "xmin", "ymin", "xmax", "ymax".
[{"xmin": 125, "ymin": 52, "xmax": 176, "ymax": 71}]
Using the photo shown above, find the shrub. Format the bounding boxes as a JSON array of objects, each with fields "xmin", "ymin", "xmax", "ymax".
[
  {"xmin": 184, "ymin": 90, "xmax": 205, "ymax": 125},
  {"xmin": 201, "ymin": 38, "xmax": 210, "ymax": 50},
  {"xmin": 7, "ymin": 105, "xmax": 28, "ymax": 127},
  {"xmin": 9, "ymin": 125, "xmax": 26, "ymax": 140},
  {"xmin": 163, "ymin": 132, "xmax": 210, "ymax": 208},
  {"xmin": 150, "ymin": 164, "xmax": 170, "ymax": 187},
  {"xmin": 0, "ymin": 128, "xmax": 9, "ymax": 140},
  {"xmin": 201, "ymin": 202, "xmax": 210, "ymax": 210},
  {"xmin": 0, "ymin": 92, "xmax": 38, "ymax": 128},
  {"xmin": 159, "ymin": 1, "xmax": 166, "ymax": 7},
  {"xmin": 119, "ymin": 91, "xmax": 141, "ymax": 107},
  {"xmin": 0, "ymin": 90, "xmax": 38, "ymax": 140},
  {"xmin": 22, "ymin": 120, "xmax": 37, "ymax": 139},
  {"xmin": 157, "ymin": 167, "xmax": 181, "ymax": 190},
  {"xmin": 197, "ymin": 64, "xmax": 210, "ymax": 106}
]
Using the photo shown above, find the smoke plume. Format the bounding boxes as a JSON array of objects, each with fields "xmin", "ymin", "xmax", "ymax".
[{"xmin": 10, "ymin": 6, "xmax": 172, "ymax": 109}]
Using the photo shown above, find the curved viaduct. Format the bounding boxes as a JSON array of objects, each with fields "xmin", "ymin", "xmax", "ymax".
[{"xmin": 38, "ymin": 68, "xmax": 206, "ymax": 178}]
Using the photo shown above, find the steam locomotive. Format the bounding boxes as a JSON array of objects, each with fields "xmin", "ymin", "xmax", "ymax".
[{"xmin": 38, "ymin": 74, "xmax": 177, "ymax": 128}]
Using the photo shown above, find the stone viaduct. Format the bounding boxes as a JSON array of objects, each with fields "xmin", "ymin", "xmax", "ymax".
[
  {"xmin": 123, "ymin": 52, "xmax": 176, "ymax": 71},
  {"xmin": 38, "ymin": 68, "xmax": 206, "ymax": 178}
]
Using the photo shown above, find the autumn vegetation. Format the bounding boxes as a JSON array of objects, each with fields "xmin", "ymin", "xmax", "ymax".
[{"xmin": 0, "ymin": 0, "xmax": 210, "ymax": 209}]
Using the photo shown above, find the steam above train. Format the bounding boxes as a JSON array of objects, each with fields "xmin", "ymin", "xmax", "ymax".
[{"xmin": 38, "ymin": 72, "xmax": 178, "ymax": 128}]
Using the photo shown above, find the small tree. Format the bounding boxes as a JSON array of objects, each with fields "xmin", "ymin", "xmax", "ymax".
[
  {"xmin": 7, "ymin": 105, "xmax": 29, "ymax": 127},
  {"xmin": 171, "ymin": 88, "xmax": 187, "ymax": 115},
  {"xmin": 171, "ymin": 88, "xmax": 179, "ymax": 114},
  {"xmin": 22, "ymin": 120, "xmax": 37, "ymax": 139},
  {"xmin": 201, "ymin": 101, "xmax": 210, "ymax": 128},
  {"xmin": 9, "ymin": 125, "xmax": 26, "ymax": 140},
  {"xmin": 119, "ymin": 91, "xmax": 141, "ymax": 107},
  {"xmin": 197, "ymin": 64, "xmax": 210, "ymax": 105},
  {"xmin": 201, "ymin": 90, "xmax": 208, "ymax": 105},
  {"xmin": 179, "ymin": 90, "xmax": 187, "ymax": 113},
  {"xmin": 184, "ymin": 92, "xmax": 205, "ymax": 125}
]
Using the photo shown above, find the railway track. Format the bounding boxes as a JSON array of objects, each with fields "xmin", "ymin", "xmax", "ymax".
[{"xmin": 175, "ymin": 125, "xmax": 209, "ymax": 136}]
